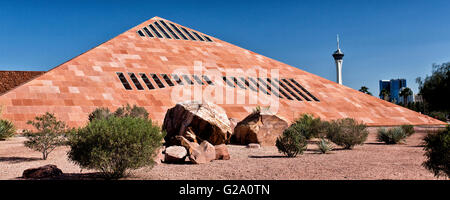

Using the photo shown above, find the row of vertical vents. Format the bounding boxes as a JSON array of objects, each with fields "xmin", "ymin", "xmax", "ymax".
[
  {"xmin": 116, "ymin": 72, "xmax": 320, "ymax": 102},
  {"xmin": 137, "ymin": 20, "xmax": 214, "ymax": 42}
]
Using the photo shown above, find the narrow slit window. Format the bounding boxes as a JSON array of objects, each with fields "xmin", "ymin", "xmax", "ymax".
[
  {"xmin": 142, "ymin": 27, "xmax": 154, "ymax": 38},
  {"xmin": 232, "ymin": 77, "xmax": 246, "ymax": 89},
  {"xmin": 149, "ymin": 24, "xmax": 163, "ymax": 38},
  {"xmin": 154, "ymin": 21, "xmax": 172, "ymax": 39},
  {"xmin": 128, "ymin": 73, "xmax": 144, "ymax": 90},
  {"xmin": 170, "ymin": 23, "xmax": 188, "ymax": 40},
  {"xmin": 274, "ymin": 78, "xmax": 302, "ymax": 101},
  {"xmin": 181, "ymin": 27, "xmax": 197, "ymax": 41},
  {"xmin": 240, "ymin": 77, "xmax": 258, "ymax": 92},
  {"xmin": 137, "ymin": 30, "xmax": 145, "ymax": 37},
  {"xmin": 161, "ymin": 74, "xmax": 175, "ymax": 86},
  {"xmin": 258, "ymin": 78, "xmax": 282, "ymax": 98},
  {"xmin": 182, "ymin": 74, "xmax": 194, "ymax": 85},
  {"xmin": 248, "ymin": 77, "xmax": 269, "ymax": 95},
  {"xmin": 151, "ymin": 74, "xmax": 165, "ymax": 88},
  {"xmin": 202, "ymin": 75, "xmax": 214, "ymax": 85},
  {"xmin": 289, "ymin": 79, "xmax": 320, "ymax": 101},
  {"xmin": 281, "ymin": 78, "xmax": 310, "ymax": 101},
  {"xmin": 191, "ymin": 31, "xmax": 205, "ymax": 41},
  {"xmin": 171, "ymin": 74, "xmax": 184, "ymax": 85},
  {"xmin": 192, "ymin": 75, "xmax": 205, "ymax": 85},
  {"xmin": 223, "ymin": 77, "xmax": 236, "ymax": 88},
  {"xmin": 203, "ymin": 35, "xmax": 213, "ymax": 42},
  {"xmin": 139, "ymin": 73, "xmax": 155, "ymax": 90},
  {"xmin": 116, "ymin": 72, "xmax": 133, "ymax": 90},
  {"xmin": 159, "ymin": 20, "xmax": 180, "ymax": 39},
  {"xmin": 267, "ymin": 78, "xmax": 292, "ymax": 100}
]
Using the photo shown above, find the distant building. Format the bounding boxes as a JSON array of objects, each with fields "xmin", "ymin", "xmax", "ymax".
[
  {"xmin": 379, "ymin": 79, "xmax": 413, "ymax": 104},
  {"xmin": 414, "ymin": 94, "xmax": 423, "ymax": 103}
]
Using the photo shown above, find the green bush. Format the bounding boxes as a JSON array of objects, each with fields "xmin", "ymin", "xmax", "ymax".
[
  {"xmin": 317, "ymin": 138, "xmax": 334, "ymax": 154},
  {"xmin": 88, "ymin": 105, "xmax": 149, "ymax": 122},
  {"xmin": 377, "ymin": 127, "xmax": 407, "ymax": 144},
  {"xmin": 325, "ymin": 118, "xmax": 368, "ymax": 149},
  {"xmin": 0, "ymin": 119, "xmax": 16, "ymax": 140},
  {"xmin": 291, "ymin": 114, "xmax": 324, "ymax": 139},
  {"xmin": 401, "ymin": 124, "xmax": 415, "ymax": 137},
  {"xmin": 67, "ymin": 116, "xmax": 165, "ymax": 179},
  {"xmin": 422, "ymin": 126, "xmax": 450, "ymax": 178},
  {"xmin": 429, "ymin": 111, "xmax": 448, "ymax": 122},
  {"xmin": 114, "ymin": 104, "xmax": 149, "ymax": 119},
  {"xmin": 276, "ymin": 126, "xmax": 308, "ymax": 157},
  {"xmin": 88, "ymin": 107, "xmax": 112, "ymax": 122},
  {"xmin": 23, "ymin": 113, "xmax": 68, "ymax": 160}
]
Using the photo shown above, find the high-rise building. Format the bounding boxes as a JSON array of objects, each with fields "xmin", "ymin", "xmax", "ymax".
[{"xmin": 379, "ymin": 79, "xmax": 412, "ymax": 104}]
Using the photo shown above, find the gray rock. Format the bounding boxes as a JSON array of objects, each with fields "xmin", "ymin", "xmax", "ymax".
[{"xmin": 164, "ymin": 146, "xmax": 187, "ymax": 163}]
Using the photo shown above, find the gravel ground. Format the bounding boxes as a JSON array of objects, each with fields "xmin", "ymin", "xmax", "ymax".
[{"xmin": 0, "ymin": 127, "xmax": 445, "ymax": 180}]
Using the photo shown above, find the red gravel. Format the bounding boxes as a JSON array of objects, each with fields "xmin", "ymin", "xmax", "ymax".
[{"xmin": 0, "ymin": 127, "xmax": 445, "ymax": 180}]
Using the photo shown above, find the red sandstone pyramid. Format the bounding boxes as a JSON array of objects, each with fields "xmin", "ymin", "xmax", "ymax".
[{"xmin": 0, "ymin": 17, "xmax": 445, "ymax": 130}]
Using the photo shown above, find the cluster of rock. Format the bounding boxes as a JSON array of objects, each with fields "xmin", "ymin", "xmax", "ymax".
[
  {"xmin": 158, "ymin": 101, "xmax": 231, "ymax": 164},
  {"xmin": 159, "ymin": 100, "xmax": 288, "ymax": 164}
]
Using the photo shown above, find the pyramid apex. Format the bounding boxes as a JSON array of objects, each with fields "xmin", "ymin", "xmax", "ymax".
[{"xmin": 151, "ymin": 16, "xmax": 166, "ymax": 20}]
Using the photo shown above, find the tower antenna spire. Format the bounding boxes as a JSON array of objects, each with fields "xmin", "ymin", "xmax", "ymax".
[{"xmin": 337, "ymin": 34, "xmax": 340, "ymax": 50}]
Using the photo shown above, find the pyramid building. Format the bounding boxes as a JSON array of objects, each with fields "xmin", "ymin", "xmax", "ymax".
[{"xmin": 0, "ymin": 17, "xmax": 445, "ymax": 130}]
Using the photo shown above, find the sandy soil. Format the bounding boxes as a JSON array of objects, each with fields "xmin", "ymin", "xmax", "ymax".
[{"xmin": 0, "ymin": 127, "xmax": 445, "ymax": 180}]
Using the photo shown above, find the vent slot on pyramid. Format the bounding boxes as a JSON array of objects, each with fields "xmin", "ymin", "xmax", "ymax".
[
  {"xmin": 142, "ymin": 27, "xmax": 154, "ymax": 38},
  {"xmin": 159, "ymin": 20, "xmax": 180, "ymax": 40},
  {"xmin": 240, "ymin": 77, "xmax": 258, "ymax": 92},
  {"xmin": 148, "ymin": 24, "xmax": 163, "ymax": 38},
  {"xmin": 192, "ymin": 75, "xmax": 205, "ymax": 85},
  {"xmin": 161, "ymin": 74, "xmax": 175, "ymax": 87},
  {"xmin": 139, "ymin": 73, "xmax": 155, "ymax": 90},
  {"xmin": 128, "ymin": 73, "xmax": 144, "ymax": 90},
  {"xmin": 202, "ymin": 75, "xmax": 214, "ymax": 85},
  {"xmin": 182, "ymin": 74, "xmax": 194, "ymax": 85},
  {"xmin": 171, "ymin": 74, "xmax": 184, "ymax": 85},
  {"xmin": 138, "ymin": 20, "xmax": 214, "ymax": 43},
  {"xmin": 114, "ymin": 71, "xmax": 311, "ymax": 103},
  {"xmin": 116, "ymin": 72, "xmax": 133, "ymax": 90}
]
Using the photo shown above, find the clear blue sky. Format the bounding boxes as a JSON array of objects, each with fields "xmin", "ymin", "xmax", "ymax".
[{"xmin": 1, "ymin": 0, "xmax": 450, "ymax": 95}]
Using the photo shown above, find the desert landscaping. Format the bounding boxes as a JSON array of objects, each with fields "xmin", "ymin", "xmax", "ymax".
[{"xmin": 0, "ymin": 126, "xmax": 444, "ymax": 180}]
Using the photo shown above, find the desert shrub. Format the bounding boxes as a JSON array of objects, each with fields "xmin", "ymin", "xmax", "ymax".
[
  {"xmin": 422, "ymin": 126, "xmax": 450, "ymax": 178},
  {"xmin": 23, "ymin": 113, "xmax": 68, "ymax": 160},
  {"xmin": 317, "ymin": 138, "xmax": 334, "ymax": 154},
  {"xmin": 377, "ymin": 127, "xmax": 407, "ymax": 144},
  {"xmin": 276, "ymin": 126, "xmax": 308, "ymax": 157},
  {"xmin": 325, "ymin": 118, "xmax": 368, "ymax": 149},
  {"xmin": 67, "ymin": 116, "xmax": 165, "ymax": 179},
  {"xmin": 114, "ymin": 104, "xmax": 149, "ymax": 119},
  {"xmin": 429, "ymin": 111, "xmax": 448, "ymax": 122},
  {"xmin": 290, "ymin": 114, "xmax": 324, "ymax": 139},
  {"xmin": 0, "ymin": 119, "xmax": 16, "ymax": 140},
  {"xmin": 401, "ymin": 124, "xmax": 415, "ymax": 137},
  {"xmin": 88, "ymin": 107, "xmax": 112, "ymax": 122}
]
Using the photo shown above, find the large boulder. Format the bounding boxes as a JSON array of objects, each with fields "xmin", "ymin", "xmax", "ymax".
[
  {"xmin": 164, "ymin": 146, "xmax": 187, "ymax": 164},
  {"xmin": 233, "ymin": 110, "xmax": 289, "ymax": 146},
  {"xmin": 177, "ymin": 136, "xmax": 216, "ymax": 164},
  {"xmin": 22, "ymin": 164, "xmax": 63, "ymax": 179},
  {"xmin": 163, "ymin": 101, "xmax": 232, "ymax": 146}
]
